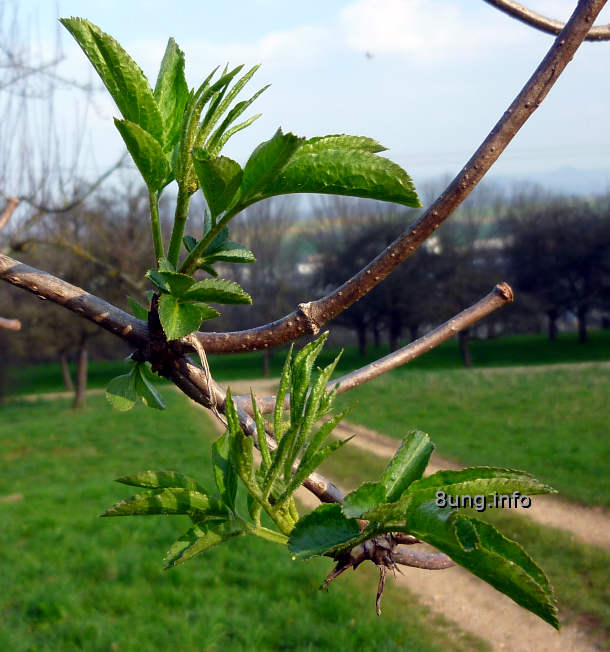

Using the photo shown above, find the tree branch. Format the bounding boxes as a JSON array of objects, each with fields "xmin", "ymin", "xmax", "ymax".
[
  {"xmin": 393, "ymin": 548, "xmax": 456, "ymax": 570},
  {"xmin": 483, "ymin": 0, "xmax": 610, "ymax": 40},
  {"xmin": 191, "ymin": 0, "xmax": 607, "ymax": 354},
  {"xmin": 0, "ymin": 254, "xmax": 148, "ymax": 347},
  {"xmin": 0, "ymin": 316, "xmax": 20, "ymax": 330},
  {"xmin": 0, "ymin": 197, "xmax": 18, "ymax": 232},
  {"xmin": 237, "ymin": 283, "xmax": 514, "ymax": 415}
]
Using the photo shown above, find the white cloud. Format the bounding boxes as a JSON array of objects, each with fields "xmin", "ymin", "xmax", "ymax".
[{"xmin": 338, "ymin": 0, "xmax": 532, "ymax": 61}]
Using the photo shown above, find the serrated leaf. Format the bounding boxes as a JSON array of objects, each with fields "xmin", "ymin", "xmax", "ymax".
[
  {"xmin": 183, "ymin": 278, "xmax": 251, "ymax": 305},
  {"xmin": 206, "ymin": 83, "xmax": 269, "ymax": 155},
  {"xmin": 191, "ymin": 152, "xmax": 243, "ymax": 218},
  {"xmin": 114, "ymin": 119, "xmax": 170, "ymax": 191},
  {"xmin": 105, "ymin": 371, "xmax": 137, "ymax": 411},
  {"xmin": 241, "ymin": 128, "xmax": 304, "ymax": 201},
  {"xmin": 212, "ymin": 433, "xmax": 238, "ymax": 512},
  {"xmin": 283, "ymin": 437, "xmax": 351, "ymax": 501},
  {"xmin": 274, "ymin": 344, "xmax": 293, "ymax": 443},
  {"xmin": 250, "ymin": 149, "xmax": 421, "ymax": 208},
  {"xmin": 213, "ymin": 113, "xmax": 261, "ymax": 153},
  {"xmin": 164, "ymin": 519, "xmax": 245, "ymax": 569},
  {"xmin": 156, "ymin": 271, "xmax": 195, "ymax": 297},
  {"xmin": 102, "ymin": 488, "xmax": 229, "ymax": 518},
  {"xmin": 343, "ymin": 481, "xmax": 387, "ymax": 518},
  {"xmin": 127, "ymin": 296, "xmax": 148, "ymax": 321},
  {"xmin": 158, "ymin": 294, "xmax": 205, "ymax": 340},
  {"xmin": 146, "ymin": 269, "xmax": 170, "ymax": 292},
  {"xmin": 290, "ymin": 332, "xmax": 328, "ymax": 425},
  {"xmin": 204, "ymin": 241, "xmax": 256, "ymax": 264},
  {"xmin": 154, "ymin": 37, "xmax": 188, "ymax": 151},
  {"xmin": 116, "ymin": 470, "xmax": 208, "ymax": 494},
  {"xmin": 408, "ymin": 467, "xmax": 556, "ymax": 497},
  {"xmin": 157, "ymin": 257, "xmax": 176, "ymax": 272},
  {"xmin": 294, "ymin": 134, "xmax": 387, "ymax": 156},
  {"xmin": 380, "ymin": 430, "xmax": 434, "ymax": 502},
  {"xmin": 288, "ymin": 503, "xmax": 361, "ymax": 559},
  {"xmin": 405, "ymin": 500, "xmax": 559, "ymax": 629},
  {"xmin": 134, "ymin": 363, "xmax": 166, "ymax": 410},
  {"xmin": 60, "ymin": 18, "xmax": 163, "ymax": 141},
  {"xmin": 183, "ymin": 235, "xmax": 197, "ymax": 252}
]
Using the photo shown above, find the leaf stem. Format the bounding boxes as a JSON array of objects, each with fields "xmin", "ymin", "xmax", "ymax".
[
  {"xmin": 167, "ymin": 187, "xmax": 191, "ymax": 268},
  {"xmin": 179, "ymin": 207, "xmax": 237, "ymax": 274},
  {"xmin": 148, "ymin": 189, "xmax": 164, "ymax": 264},
  {"xmin": 249, "ymin": 524, "xmax": 289, "ymax": 545}
]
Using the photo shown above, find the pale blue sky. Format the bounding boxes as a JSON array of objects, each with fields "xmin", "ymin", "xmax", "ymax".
[{"xmin": 14, "ymin": 1, "xmax": 610, "ymax": 193}]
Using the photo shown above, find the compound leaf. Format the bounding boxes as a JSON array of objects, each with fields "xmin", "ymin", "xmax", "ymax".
[
  {"xmin": 183, "ymin": 278, "xmax": 251, "ymax": 305},
  {"xmin": 102, "ymin": 488, "xmax": 229, "ymax": 518},
  {"xmin": 212, "ymin": 433, "xmax": 238, "ymax": 512},
  {"xmin": 105, "ymin": 370, "xmax": 137, "ymax": 411},
  {"xmin": 343, "ymin": 481, "xmax": 387, "ymax": 519},
  {"xmin": 116, "ymin": 470, "xmax": 208, "ymax": 494},
  {"xmin": 191, "ymin": 151, "xmax": 243, "ymax": 218},
  {"xmin": 158, "ymin": 294, "xmax": 205, "ymax": 340}
]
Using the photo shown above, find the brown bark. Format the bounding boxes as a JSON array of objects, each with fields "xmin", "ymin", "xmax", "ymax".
[
  {"xmin": 72, "ymin": 338, "xmax": 88, "ymax": 409},
  {"xmin": 60, "ymin": 353, "xmax": 74, "ymax": 392}
]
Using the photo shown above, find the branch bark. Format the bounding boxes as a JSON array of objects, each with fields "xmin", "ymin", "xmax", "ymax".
[
  {"xmin": 0, "ymin": 316, "xmax": 20, "ymax": 330},
  {"xmin": 483, "ymin": 0, "xmax": 610, "ymax": 40}
]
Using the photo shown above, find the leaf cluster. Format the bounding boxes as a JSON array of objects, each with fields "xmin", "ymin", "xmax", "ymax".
[{"xmin": 288, "ymin": 431, "xmax": 559, "ymax": 628}]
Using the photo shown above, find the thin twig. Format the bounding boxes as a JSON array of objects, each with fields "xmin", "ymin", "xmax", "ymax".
[
  {"xmin": 0, "ymin": 316, "xmax": 20, "ymax": 330},
  {"xmin": 483, "ymin": 0, "xmax": 610, "ymax": 40},
  {"xmin": 189, "ymin": 0, "xmax": 607, "ymax": 354},
  {"xmin": 236, "ymin": 283, "xmax": 514, "ymax": 415},
  {"xmin": 0, "ymin": 197, "xmax": 18, "ymax": 232}
]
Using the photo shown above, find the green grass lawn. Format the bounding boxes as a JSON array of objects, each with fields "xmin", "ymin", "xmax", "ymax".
[
  {"xmin": 335, "ymin": 364, "xmax": 610, "ymax": 508},
  {"xmin": 7, "ymin": 330, "xmax": 610, "ymax": 396},
  {"xmin": 318, "ymin": 444, "xmax": 610, "ymax": 645},
  {"xmin": 0, "ymin": 393, "xmax": 485, "ymax": 652}
]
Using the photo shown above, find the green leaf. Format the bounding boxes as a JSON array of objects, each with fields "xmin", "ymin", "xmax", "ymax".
[
  {"xmin": 294, "ymin": 134, "xmax": 387, "ymax": 156},
  {"xmin": 405, "ymin": 500, "xmax": 559, "ymax": 629},
  {"xmin": 408, "ymin": 467, "xmax": 556, "ymax": 497},
  {"xmin": 127, "ymin": 296, "xmax": 148, "ymax": 321},
  {"xmin": 213, "ymin": 113, "xmax": 261, "ymax": 154},
  {"xmin": 240, "ymin": 128, "xmax": 304, "ymax": 201},
  {"xmin": 60, "ymin": 18, "xmax": 163, "ymax": 142},
  {"xmin": 183, "ymin": 278, "xmax": 252, "ymax": 305},
  {"xmin": 116, "ymin": 470, "xmax": 208, "ymax": 494},
  {"xmin": 183, "ymin": 235, "xmax": 197, "ymax": 252},
  {"xmin": 191, "ymin": 152, "xmax": 243, "ymax": 218},
  {"xmin": 212, "ymin": 433, "xmax": 238, "ymax": 512},
  {"xmin": 206, "ymin": 83, "xmax": 269, "ymax": 155},
  {"xmin": 105, "ymin": 371, "xmax": 137, "ymax": 411},
  {"xmin": 283, "ymin": 437, "xmax": 352, "ymax": 500},
  {"xmin": 134, "ymin": 363, "xmax": 166, "ymax": 410},
  {"xmin": 157, "ymin": 257, "xmax": 176, "ymax": 272},
  {"xmin": 164, "ymin": 519, "xmax": 245, "ymax": 569},
  {"xmin": 154, "ymin": 37, "xmax": 189, "ymax": 151},
  {"xmin": 146, "ymin": 269, "xmax": 170, "ymax": 292},
  {"xmin": 290, "ymin": 332, "xmax": 328, "ymax": 426},
  {"xmin": 288, "ymin": 503, "xmax": 361, "ymax": 559},
  {"xmin": 114, "ymin": 119, "xmax": 170, "ymax": 191},
  {"xmin": 156, "ymin": 271, "xmax": 195, "ymax": 297},
  {"xmin": 250, "ymin": 148, "xmax": 421, "ymax": 208},
  {"xmin": 380, "ymin": 430, "xmax": 434, "ymax": 502},
  {"xmin": 158, "ymin": 294, "xmax": 206, "ymax": 340},
  {"xmin": 203, "ymin": 241, "xmax": 256, "ymax": 264},
  {"xmin": 102, "ymin": 488, "xmax": 229, "ymax": 518},
  {"xmin": 343, "ymin": 481, "xmax": 387, "ymax": 518}
]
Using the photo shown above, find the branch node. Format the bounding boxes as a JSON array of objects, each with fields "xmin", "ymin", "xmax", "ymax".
[
  {"xmin": 297, "ymin": 302, "xmax": 322, "ymax": 335},
  {"xmin": 496, "ymin": 282, "xmax": 515, "ymax": 303}
]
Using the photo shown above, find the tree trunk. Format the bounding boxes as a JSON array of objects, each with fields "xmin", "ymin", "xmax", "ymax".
[
  {"xmin": 356, "ymin": 324, "xmax": 367, "ymax": 357},
  {"xmin": 60, "ymin": 353, "xmax": 75, "ymax": 392},
  {"xmin": 72, "ymin": 338, "xmax": 88, "ymax": 409},
  {"xmin": 262, "ymin": 349, "xmax": 271, "ymax": 377},
  {"xmin": 458, "ymin": 329, "xmax": 473, "ymax": 367},
  {"xmin": 547, "ymin": 310, "xmax": 558, "ymax": 341},
  {"xmin": 577, "ymin": 306, "xmax": 588, "ymax": 343}
]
